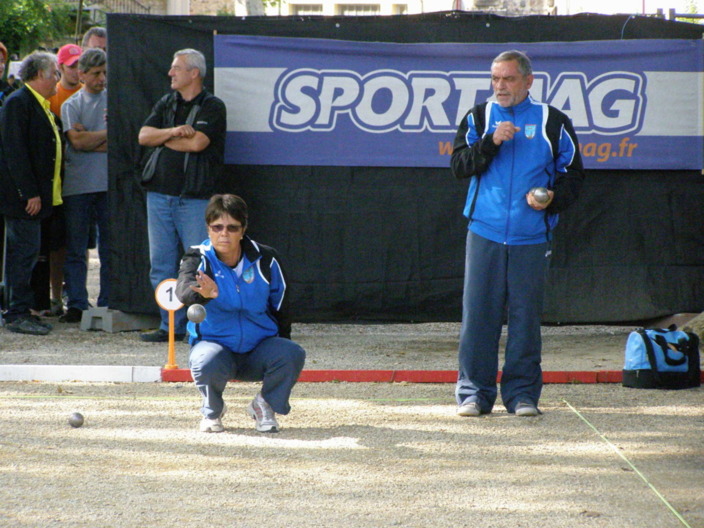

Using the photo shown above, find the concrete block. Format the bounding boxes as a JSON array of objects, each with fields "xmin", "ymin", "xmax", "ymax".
[{"xmin": 80, "ymin": 307, "xmax": 159, "ymax": 333}]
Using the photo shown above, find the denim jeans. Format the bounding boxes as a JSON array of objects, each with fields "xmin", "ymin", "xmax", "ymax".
[
  {"xmin": 146, "ymin": 192, "xmax": 208, "ymax": 334},
  {"xmin": 189, "ymin": 337, "xmax": 306, "ymax": 418},
  {"xmin": 3, "ymin": 216, "xmax": 41, "ymax": 321},
  {"xmin": 455, "ymin": 230, "xmax": 549, "ymax": 413},
  {"xmin": 63, "ymin": 192, "xmax": 110, "ymax": 310}
]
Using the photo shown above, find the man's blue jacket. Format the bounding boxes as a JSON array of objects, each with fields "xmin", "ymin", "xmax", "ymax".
[{"xmin": 451, "ymin": 95, "xmax": 585, "ymax": 245}]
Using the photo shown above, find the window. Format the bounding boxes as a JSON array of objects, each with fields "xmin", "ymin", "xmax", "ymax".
[
  {"xmin": 392, "ymin": 3, "xmax": 408, "ymax": 14},
  {"xmin": 336, "ymin": 4, "xmax": 381, "ymax": 15},
  {"xmin": 290, "ymin": 4, "xmax": 324, "ymax": 15}
]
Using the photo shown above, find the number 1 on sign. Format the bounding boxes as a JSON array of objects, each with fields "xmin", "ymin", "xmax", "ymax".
[{"xmin": 154, "ymin": 278, "xmax": 183, "ymax": 369}]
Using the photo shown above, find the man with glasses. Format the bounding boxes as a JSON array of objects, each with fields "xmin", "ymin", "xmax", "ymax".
[
  {"xmin": 138, "ymin": 49, "xmax": 226, "ymax": 342},
  {"xmin": 0, "ymin": 52, "xmax": 63, "ymax": 334}
]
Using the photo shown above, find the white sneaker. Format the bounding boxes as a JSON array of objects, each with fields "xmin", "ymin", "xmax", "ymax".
[
  {"xmin": 200, "ymin": 417, "xmax": 224, "ymax": 433},
  {"xmin": 247, "ymin": 393, "xmax": 279, "ymax": 433},
  {"xmin": 515, "ymin": 402, "xmax": 539, "ymax": 417},
  {"xmin": 457, "ymin": 401, "xmax": 482, "ymax": 417},
  {"xmin": 199, "ymin": 403, "xmax": 227, "ymax": 433}
]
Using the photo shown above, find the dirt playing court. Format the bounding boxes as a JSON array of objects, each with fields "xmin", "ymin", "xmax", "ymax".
[{"xmin": 0, "ymin": 379, "xmax": 701, "ymax": 528}]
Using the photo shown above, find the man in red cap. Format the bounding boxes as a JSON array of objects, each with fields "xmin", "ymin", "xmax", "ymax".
[{"xmin": 49, "ymin": 44, "xmax": 82, "ymax": 118}]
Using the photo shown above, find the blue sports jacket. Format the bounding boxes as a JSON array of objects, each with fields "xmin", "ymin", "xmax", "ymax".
[
  {"xmin": 451, "ymin": 95, "xmax": 584, "ymax": 245},
  {"xmin": 175, "ymin": 236, "xmax": 291, "ymax": 352}
]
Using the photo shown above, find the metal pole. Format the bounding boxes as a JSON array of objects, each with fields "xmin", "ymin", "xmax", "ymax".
[{"xmin": 74, "ymin": 0, "xmax": 84, "ymax": 45}]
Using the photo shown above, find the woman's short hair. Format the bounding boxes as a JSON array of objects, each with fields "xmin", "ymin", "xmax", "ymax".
[{"xmin": 205, "ymin": 194, "xmax": 248, "ymax": 228}]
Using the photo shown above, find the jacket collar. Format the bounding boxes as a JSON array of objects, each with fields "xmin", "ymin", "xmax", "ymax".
[
  {"xmin": 173, "ymin": 88, "xmax": 209, "ymax": 107},
  {"xmin": 241, "ymin": 235, "xmax": 262, "ymax": 264}
]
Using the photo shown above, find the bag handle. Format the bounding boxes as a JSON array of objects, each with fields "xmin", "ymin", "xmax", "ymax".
[
  {"xmin": 637, "ymin": 330, "xmax": 662, "ymax": 385},
  {"xmin": 182, "ymin": 104, "xmax": 201, "ymax": 174},
  {"xmin": 652, "ymin": 335, "xmax": 688, "ymax": 366}
]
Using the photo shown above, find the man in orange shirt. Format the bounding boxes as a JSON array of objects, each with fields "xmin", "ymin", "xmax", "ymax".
[{"xmin": 49, "ymin": 44, "xmax": 82, "ymax": 118}]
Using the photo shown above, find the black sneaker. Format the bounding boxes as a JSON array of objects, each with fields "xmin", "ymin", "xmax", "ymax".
[
  {"xmin": 140, "ymin": 329, "xmax": 186, "ymax": 343},
  {"xmin": 59, "ymin": 307, "xmax": 83, "ymax": 323},
  {"xmin": 29, "ymin": 315, "xmax": 53, "ymax": 330},
  {"xmin": 6, "ymin": 316, "xmax": 51, "ymax": 336}
]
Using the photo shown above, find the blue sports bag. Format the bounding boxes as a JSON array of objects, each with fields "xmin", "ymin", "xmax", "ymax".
[{"xmin": 622, "ymin": 325, "xmax": 700, "ymax": 389}]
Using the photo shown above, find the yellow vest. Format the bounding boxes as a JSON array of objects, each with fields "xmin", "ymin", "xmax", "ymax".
[{"xmin": 26, "ymin": 83, "xmax": 63, "ymax": 207}]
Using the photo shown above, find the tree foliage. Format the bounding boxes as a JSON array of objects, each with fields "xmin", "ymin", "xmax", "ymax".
[
  {"xmin": 0, "ymin": 0, "xmax": 73, "ymax": 56},
  {"xmin": 682, "ymin": 0, "xmax": 703, "ymax": 24}
]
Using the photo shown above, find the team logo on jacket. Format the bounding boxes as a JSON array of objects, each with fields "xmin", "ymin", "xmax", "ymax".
[
  {"xmin": 524, "ymin": 124, "xmax": 536, "ymax": 139},
  {"xmin": 243, "ymin": 267, "xmax": 255, "ymax": 284}
]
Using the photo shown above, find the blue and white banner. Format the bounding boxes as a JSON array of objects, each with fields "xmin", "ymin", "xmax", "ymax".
[{"xmin": 214, "ymin": 35, "xmax": 703, "ymax": 170}]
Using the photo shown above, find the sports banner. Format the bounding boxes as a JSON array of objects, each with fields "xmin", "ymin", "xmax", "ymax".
[{"xmin": 214, "ymin": 35, "xmax": 703, "ymax": 170}]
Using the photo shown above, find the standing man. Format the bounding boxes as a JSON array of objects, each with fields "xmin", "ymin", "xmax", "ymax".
[
  {"xmin": 38, "ymin": 43, "xmax": 83, "ymax": 318},
  {"xmin": 60, "ymin": 48, "xmax": 110, "ymax": 323},
  {"xmin": 0, "ymin": 52, "xmax": 63, "ymax": 335},
  {"xmin": 81, "ymin": 27, "xmax": 107, "ymax": 51},
  {"xmin": 451, "ymin": 50, "xmax": 584, "ymax": 417},
  {"xmin": 49, "ymin": 44, "xmax": 82, "ymax": 117},
  {"xmin": 138, "ymin": 48, "xmax": 226, "ymax": 342}
]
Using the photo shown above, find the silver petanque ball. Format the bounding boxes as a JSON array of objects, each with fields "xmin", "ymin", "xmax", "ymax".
[
  {"xmin": 531, "ymin": 187, "xmax": 550, "ymax": 204},
  {"xmin": 187, "ymin": 303, "xmax": 207, "ymax": 324},
  {"xmin": 68, "ymin": 412, "xmax": 84, "ymax": 428}
]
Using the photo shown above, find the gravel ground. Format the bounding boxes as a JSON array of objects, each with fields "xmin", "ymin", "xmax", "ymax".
[{"xmin": 0, "ymin": 381, "xmax": 702, "ymax": 528}]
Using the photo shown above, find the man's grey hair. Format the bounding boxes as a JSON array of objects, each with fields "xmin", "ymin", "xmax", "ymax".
[
  {"xmin": 18, "ymin": 51, "xmax": 57, "ymax": 82},
  {"xmin": 78, "ymin": 48, "xmax": 106, "ymax": 72},
  {"xmin": 174, "ymin": 48, "xmax": 206, "ymax": 79},
  {"xmin": 493, "ymin": 50, "xmax": 533, "ymax": 77},
  {"xmin": 81, "ymin": 26, "xmax": 107, "ymax": 48}
]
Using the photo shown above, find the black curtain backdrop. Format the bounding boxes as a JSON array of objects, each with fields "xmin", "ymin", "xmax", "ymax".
[{"xmin": 107, "ymin": 12, "xmax": 704, "ymax": 323}]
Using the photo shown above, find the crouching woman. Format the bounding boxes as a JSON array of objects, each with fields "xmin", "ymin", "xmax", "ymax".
[{"xmin": 176, "ymin": 194, "xmax": 305, "ymax": 433}]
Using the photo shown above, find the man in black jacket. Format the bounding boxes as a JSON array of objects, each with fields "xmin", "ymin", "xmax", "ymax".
[
  {"xmin": 138, "ymin": 48, "xmax": 226, "ymax": 342},
  {"xmin": 0, "ymin": 52, "xmax": 63, "ymax": 335}
]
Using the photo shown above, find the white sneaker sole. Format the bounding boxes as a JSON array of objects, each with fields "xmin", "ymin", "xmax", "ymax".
[
  {"xmin": 200, "ymin": 420, "xmax": 224, "ymax": 433},
  {"xmin": 457, "ymin": 403, "xmax": 482, "ymax": 417}
]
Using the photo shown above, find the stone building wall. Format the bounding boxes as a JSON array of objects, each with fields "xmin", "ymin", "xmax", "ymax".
[
  {"xmin": 190, "ymin": 0, "xmax": 233, "ymax": 14},
  {"xmin": 177, "ymin": 0, "xmax": 552, "ymax": 16},
  {"xmin": 472, "ymin": 0, "xmax": 553, "ymax": 15},
  {"xmin": 134, "ymin": 0, "xmax": 167, "ymax": 15}
]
